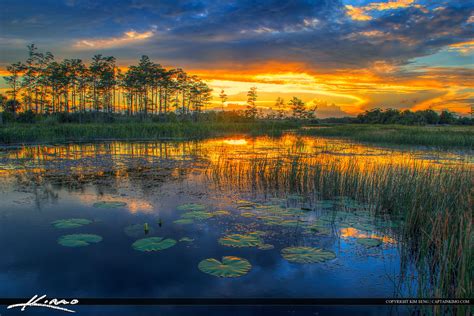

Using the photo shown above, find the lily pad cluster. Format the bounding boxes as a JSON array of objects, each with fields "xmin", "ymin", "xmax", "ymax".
[{"xmin": 52, "ymin": 218, "xmax": 92, "ymax": 229}]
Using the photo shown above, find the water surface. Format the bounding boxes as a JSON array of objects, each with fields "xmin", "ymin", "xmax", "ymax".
[{"xmin": 0, "ymin": 135, "xmax": 470, "ymax": 314}]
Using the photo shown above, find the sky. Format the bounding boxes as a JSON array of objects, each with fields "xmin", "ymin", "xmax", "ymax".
[{"xmin": 0, "ymin": 0, "xmax": 473, "ymax": 117}]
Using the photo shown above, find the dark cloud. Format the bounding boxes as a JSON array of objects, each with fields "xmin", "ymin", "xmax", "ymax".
[{"xmin": 0, "ymin": 0, "xmax": 472, "ymax": 70}]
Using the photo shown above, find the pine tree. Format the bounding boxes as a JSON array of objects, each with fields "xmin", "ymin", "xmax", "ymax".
[{"xmin": 245, "ymin": 86, "xmax": 258, "ymax": 119}]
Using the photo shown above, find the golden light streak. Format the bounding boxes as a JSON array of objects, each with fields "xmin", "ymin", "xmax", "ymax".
[
  {"xmin": 340, "ymin": 227, "xmax": 397, "ymax": 244},
  {"xmin": 74, "ymin": 29, "xmax": 155, "ymax": 49}
]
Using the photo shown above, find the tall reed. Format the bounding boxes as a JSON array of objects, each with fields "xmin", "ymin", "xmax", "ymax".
[{"xmin": 208, "ymin": 153, "xmax": 473, "ymax": 306}]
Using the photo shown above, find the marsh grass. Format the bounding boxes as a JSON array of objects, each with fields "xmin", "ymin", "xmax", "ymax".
[
  {"xmin": 300, "ymin": 124, "xmax": 474, "ymax": 149},
  {"xmin": 0, "ymin": 121, "xmax": 300, "ymax": 144},
  {"xmin": 209, "ymin": 154, "xmax": 472, "ymax": 311}
]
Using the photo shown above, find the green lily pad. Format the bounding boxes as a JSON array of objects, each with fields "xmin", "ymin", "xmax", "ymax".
[
  {"xmin": 213, "ymin": 210, "xmax": 231, "ymax": 216},
  {"xmin": 307, "ymin": 223, "xmax": 331, "ymax": 235},
  {"xmin": 236, "ymin": 200, "xmax": 256, "ymax": 207},
  {"xmin": 198, "ymin": 256, "xmax": 251, "ymax": 277},
  {"xmin": 281, "ymin": 247, "xmax": 336, "ymax": 263},
  {"xmin": 219, "ymin": 233, "xmax": 263, "ymax": 248},
  {"xmin": 179, "ymin": 237, "xmax": 194, "ymax": 242},
  {"xmin": 93, "ymin": 201, "xmax": 127, "ymax": 209},
  {"xmin": 124, "ymin": 224, "xmax": 154, "ymax": 238},
  {"xmin": 258, "ymin": 243, "xmax": 275, "ymax": 250},
  {"xmin": 58, "ymin": 234, "xmax": 103, "ymax": 247},
  {"xmin": 237, "ymin": 206, "xmax": 254, "ymax": 210},
  {"xmin": 173, "ymin": 218, "xmax": 194, "ymax": 225},
  {"xmin": 241, "ymin": 212, "xmax": 256, "ymax": 217},
  {"xmin": 181, "ymin": 211, "xmax": 214, "ymax": 220},
  {"xmin": 52, "ymin": 218, "xmax": 92, "ymax": 229},
  {"xmin": 176, "ymin": 203, "xmax": 206, "ymax": 211},
  {"xmin": 132, "ymin": 237, "xmax": 177, "ymax": 252},
  {"xmin": 356, "ymin": 238, "xmax": 382, "ymax": 247}
]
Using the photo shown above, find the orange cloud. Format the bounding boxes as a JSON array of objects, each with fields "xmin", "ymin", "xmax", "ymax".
[
  {"xmin": 447, "ymin": 40, "xmax": 474, "ymax": 54},
  {"xmin": 346, "ymin": 0, "xmax": 416, "ymax": 21},
  {"xmin": 345, "ymin": 5, "xmax": 372, "ymax": 21}
]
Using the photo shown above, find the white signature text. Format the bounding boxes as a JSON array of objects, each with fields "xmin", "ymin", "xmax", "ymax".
[{"xmin": 7, "ymin": 294, "xmax": 79, "ymax": 313}]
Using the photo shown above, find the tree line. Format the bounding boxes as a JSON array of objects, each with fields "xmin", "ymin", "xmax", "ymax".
[
  {"xmin": 354, "ymin": 108, "xmax": 472, "ymax": 125},
  {"xmin": 1, "ymin": 45, "xmax": 470, "ymax": 125},
  {"xmin": 2, "ymin": 44, "xmax": 212, "ymax": 117}
]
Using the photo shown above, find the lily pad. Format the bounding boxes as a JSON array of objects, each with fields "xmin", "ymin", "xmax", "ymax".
[
  {"xmin": 219, "ymin": 233, "xmax": 263, "ymax": 248},
  {"xmin": 258, "ymin": 243, "xmax": 275, "ymax": 250},
  {"xmin": 132, "ymin": 237, "xmax": 177, "ymax": 252},
  {"xmin": 198, "ymin": 256, "xmax": 251, "ymax": 278},
  {"xmin": 58, "ymin": 234, "xmax": 103, "ymax": 247},
  {"xmin": 173, "ymin": 218, "xmax": 194, "ymax": 225},
  {"xmin": 241, "ymin": 212, "xmax": 256, "ymax": 217},
  {"xmin": 93, "ymin": 201, "xmax": 127, "ymax": 209},
  {"xmin": 307, "ymin": 223, "xmax": 331, "ymax": 235},
  {"xmin": 52, "ymin": 218, "xmax": 92, "ymax": 229},
  {"xmin": 181, "ymin": 211, "xmax": 214, "ymax": 220},
  {"xmin": 236, "ymin": 200, "xmax": 256, "ymax": 207},
  {"xmin": 179, "ymin": 237, "xmax": 194, "ymax": 242},
  {"xmin": 356, "ymin": 238, "xmax": 382, "ymax": 247},
  {"xmin": 176, "ymin": 203, "xmax": 206, "ymax": 211},
  {"xmin": 237, "ymin": 206, "xmax": 254, "ymax": 210},
  {"xmin": 124, "ymin": 224, "xmax": 154, "ymax": 238},
  {"xmin": 213, "ymin": 210, "xmax": 231, "ymax": 216},
  {"xmin": 281, "ymin": 247, "xmax": 336, "ymax": 263}
]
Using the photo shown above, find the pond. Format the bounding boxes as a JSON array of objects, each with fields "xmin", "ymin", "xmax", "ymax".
[{"xmin": 0, "ymin": 135, "xmax": 471, "ymax": 315}]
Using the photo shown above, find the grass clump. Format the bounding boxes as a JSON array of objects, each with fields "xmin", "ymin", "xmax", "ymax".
[
  {"xmin": 300, "ymin": 124, "xmax": 474, "ymax": 149},
  {"xmin": 209, "ymin": 152, "xmax": 473, "ymax": 304},
  {"xmin": 0, "ymin": 121, "xmax": 300, "ymax": 144}
]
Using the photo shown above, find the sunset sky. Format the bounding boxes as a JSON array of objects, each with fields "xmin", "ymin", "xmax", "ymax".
[{"xmin": 0, "ymin": 0, "xmax": 473, "ymax": 117}]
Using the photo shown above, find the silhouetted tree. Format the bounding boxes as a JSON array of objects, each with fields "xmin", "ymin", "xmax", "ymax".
[{"xmin": 245, "ymin": 87, "xmax": 258, "ymax": 119}]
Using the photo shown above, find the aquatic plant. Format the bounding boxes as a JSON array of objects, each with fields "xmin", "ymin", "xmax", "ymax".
[
  {"xmin": 241, "ymin": 212, "xmax": 256, "ymax": 217},
  {"xmin": 298, "ymin": 124, "xmax": 474, "ymax": 149},
  {"xmin": 356, "ymin": 238, "xmax": 382, "ymax": 247},
  {"xmin": 179, "ymin": 237, "xmax": 194, "ymax": 242},
  {"xmin": 180, "ymin": 211, "xmax": 214, "ymax": 220},
  {"xmin": 124, "ymin": 224, "xmax": 154, "ymax": 238},
  {"xmin": 198, "ymin": 256, "xmax": 251, "ymax": 277},
  {"xmin": 173, "ymin": 219, "xmax": 194, "ymax": 225},
  {"xmin": 258, "ymin": 244, "xmax": 275, "ymax": 250},
  {"xmin": 176, "ymin": 203, "xmax": 206, "ymax": 211},
  {"xmin": 213, "ymin": 210, "xmax": 231, "ymax": 216},
  {"xmin": 281, "ymin": 247, "xmax": 336, "ymax": 263},
  {"xmin": 58, "ymin": 234, "xmax": 103, "ymax": 247},
  {"xmin": 52, "ymin": 218, "xmax": 92, "ymax": 229},
  {"xmin": 132, "ymin": 237, "xmax": 177, "ymax": 252},
  {"xmin": 218, "ymin": 233, "xmax": 263, "ymax": 247},
  {"xmin": 209, "ymin": 152, "xmax": 472, "ymax": 300},
  {"xmin": 93, "ymin": 201, "xmax": 127, "ymax": 208}
]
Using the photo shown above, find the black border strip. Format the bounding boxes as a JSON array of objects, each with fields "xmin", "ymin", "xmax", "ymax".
[{"xmin": 0, "ymin": 298, "xmax": 471, "ymax": 306}]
